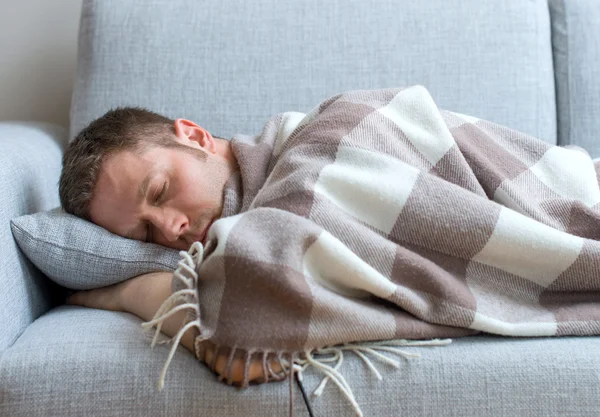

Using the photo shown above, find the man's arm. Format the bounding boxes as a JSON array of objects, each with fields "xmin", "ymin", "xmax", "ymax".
[{"xmin": 66, "ymin": 272, "xmax": 283, "ymax": 385}]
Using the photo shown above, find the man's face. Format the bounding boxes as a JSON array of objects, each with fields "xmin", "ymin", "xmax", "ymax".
[{"xmin": 88, "ymin": 141, "xmax": 232, "ymax": 250}]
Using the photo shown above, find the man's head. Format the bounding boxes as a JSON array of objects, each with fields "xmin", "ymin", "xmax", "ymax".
[{"xmin": 59, "ymin": 107, "xmax": 237, "ymax": 250}]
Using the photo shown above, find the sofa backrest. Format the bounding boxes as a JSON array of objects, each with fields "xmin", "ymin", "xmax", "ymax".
[
  {"xmin": 549, "ymin": 0, "xmax": 600, "ymax": 157},
  {"xmin": 70, "ymin": 0, "xmax": 557, "ymax": 145}
]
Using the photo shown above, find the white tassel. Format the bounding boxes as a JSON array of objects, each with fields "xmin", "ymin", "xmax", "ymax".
[
  {"xmin": 294, "ymin": 338, "xmax": 452, "ymax": 417},
  {"xmin": 140, "ymin": 239, "xmax": 453, "ymax": 416},
  {"xmin": 303, "ymin": 349, "xmax": 362, "ymax": 416},
  {"xmin": 157, "ymin": 320, "xmax": 200, "ymax": 390},
  {"xmin": 141, "ymin": 242, "xmax": 205, "ymax": 391},
  {"xmin": 352, "ymin": 349, "xmax": 382, "ymax": 380}
]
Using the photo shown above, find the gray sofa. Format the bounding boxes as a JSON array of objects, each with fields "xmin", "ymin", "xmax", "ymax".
[{"xmin": 2, "ymin": 0, "xmax": 600, "ymax": 416}]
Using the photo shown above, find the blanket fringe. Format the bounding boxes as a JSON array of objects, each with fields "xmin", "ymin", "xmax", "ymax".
[
  {"xmin": 140, "ymin": 242, "xmax": 452, "ymax": 417},
  {"xmin": 141, "ymin": 242, "xmax": 207, "ymax": 391},
  {"xmin": 288, "ymin": 338, "xmax": 452, "ymax": 417}
]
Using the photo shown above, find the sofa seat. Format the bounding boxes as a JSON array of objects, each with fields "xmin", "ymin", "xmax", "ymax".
[
  {"xmin": 299, "ymin": 334, "xmax": 600, "ymax": 416},
  {"xmin": 0, "ymin": 306, "xmax": 308, "ymax": 416},
  {"xmin": 3, "ymin": 305, "xmax": 600, "ymax": 416}
]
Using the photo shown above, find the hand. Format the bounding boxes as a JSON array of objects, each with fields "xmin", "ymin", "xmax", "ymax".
[{"xmin": 198, "ymin": 339, "xmax": 285, "ymax": 385}]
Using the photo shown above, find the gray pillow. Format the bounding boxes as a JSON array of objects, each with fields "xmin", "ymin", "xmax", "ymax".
[{"xmin": 10, "ymin": 208, "xmax": 181, "ymax": 290}]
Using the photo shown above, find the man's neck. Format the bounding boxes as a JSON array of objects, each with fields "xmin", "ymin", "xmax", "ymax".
[{"xmin": 214, "ymin": 137, "xmax": 239, "ymax": 174}]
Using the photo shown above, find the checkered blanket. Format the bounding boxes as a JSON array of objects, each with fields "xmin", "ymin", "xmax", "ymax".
[{"xmin": 145, "ymin": 85, "xmax": 600, "ymax": 415}]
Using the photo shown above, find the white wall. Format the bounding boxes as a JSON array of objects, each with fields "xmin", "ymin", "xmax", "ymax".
[{"xmin": 0, "ymin": 0, "xmax": 82, "ymax": 129}]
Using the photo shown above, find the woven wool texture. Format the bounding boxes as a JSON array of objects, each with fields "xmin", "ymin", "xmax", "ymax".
[{"xmin": 148, "ymin": 86, "xmax": 600, "ymax": 414}]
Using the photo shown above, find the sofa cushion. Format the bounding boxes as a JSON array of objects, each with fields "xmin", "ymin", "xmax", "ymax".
[
  {"xmin": 10, "ymin": 208, "xmax": 180, "ymax": 290},
  {"xmin": 2, "ymin": 306, "xmax": 600, "ymax": 416},
  {"xmin": 71, "ymin": 0, "xmax": 556, "ymax": 145},
  {"xmin": 549, "ymin": 0, "xmax": 600, "ymax": 158},
  {"xmin": 0, "ymin": 306, "xmax": 307, "ymax": 417},
  {"xmin": 300, "ymin": 334, "xmax": 600, "ymax": 416}
]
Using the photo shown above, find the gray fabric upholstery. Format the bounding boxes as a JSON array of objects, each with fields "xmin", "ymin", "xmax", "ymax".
[
  {"xmin": 0, "ymin": 122, "xmax": 66, "ymax": 352},
  {"xmin": 11, "ymin": 208, "xmax": 180, "ymax": 290},
  {"xmin": 299, "ymin": 335, "xmax": 600, "ymax": 416},
  {"xmin": 0, "ymin": 306, "xmax": 309, "ymax": 417},
  {"xmin": 2, "ymin": 306, "xmax": 599, "ymax": 416},
  {"xmin": 549, "ymin": 0, "xmax": 600, "ymax": 157},
  {"xmin": 70, "ymin": 0, "xmax": 557, "ymax": 145},
  {"xmin": 4, "ymin": 0, "xmax": 600, "ymax": 416}
]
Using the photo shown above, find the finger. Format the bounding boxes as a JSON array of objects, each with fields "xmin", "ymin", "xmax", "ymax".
[
  {"xmin": 230, "ymin": 353, "xmax": 285, "ymax": 385},
  {"xmin": 201, "ymin": 342, "xmax": 214, "ymax": 372},
  {"xmin": 196, "ymin": 342, "xmax": 206, "ymax": 361},
  {"xmin": 202, "ymin": 342, "xmax": 285, "ymax": 385}
]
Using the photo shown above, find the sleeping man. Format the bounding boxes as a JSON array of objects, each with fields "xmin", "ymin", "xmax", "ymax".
[
  {"xmin": 60, "ymin": 107, "xmax": 280, "ymax": 384},
  {"xmin": 60, "ymin": 86, "xmax": 600, "ymax": 403}
]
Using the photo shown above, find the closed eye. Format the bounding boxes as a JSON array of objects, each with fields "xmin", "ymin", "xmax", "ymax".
[{"xmin": 155, "ymin": 181, "xmax": 167, "ymax": 204}]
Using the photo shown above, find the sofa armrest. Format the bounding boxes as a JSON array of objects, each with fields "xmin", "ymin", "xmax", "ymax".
[{"xmin": 0, "ymin": 122, "xmax": 67, "ymax": 352}]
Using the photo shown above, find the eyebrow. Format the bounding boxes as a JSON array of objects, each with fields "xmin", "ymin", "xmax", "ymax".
[{"xmin": 124, "ymin": 169, "xmax": 158, "ymax": 239}]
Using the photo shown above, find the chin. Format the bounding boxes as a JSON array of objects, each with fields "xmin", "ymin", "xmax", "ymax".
[{"xmin": 161, "ymin": 240, "xmax": 189, "ymax": 251}]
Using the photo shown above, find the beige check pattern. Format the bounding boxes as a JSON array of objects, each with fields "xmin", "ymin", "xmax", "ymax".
[{"xmin": 180, "ymin": 85, "xmax": 600, "ymax": 387}]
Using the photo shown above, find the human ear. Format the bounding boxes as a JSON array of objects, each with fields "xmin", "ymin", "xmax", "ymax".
[{"xmin": 173, "ymin": 118, "xmax": 216, "ymax": 153}]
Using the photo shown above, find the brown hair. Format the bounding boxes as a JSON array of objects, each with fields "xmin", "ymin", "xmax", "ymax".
[{"xmin": 59, "ymin": 107, "xmax": 205, "ymax": 220}]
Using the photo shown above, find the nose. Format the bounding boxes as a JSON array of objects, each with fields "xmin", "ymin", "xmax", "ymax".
[{"xmin": 152, "ymin": 208, "xmax": 189, "ymax": 242}]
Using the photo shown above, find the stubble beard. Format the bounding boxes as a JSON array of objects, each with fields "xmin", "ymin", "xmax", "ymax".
[{"xmin": 188, "ymin": 148, "xmax": 232, "ymax": 233}]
